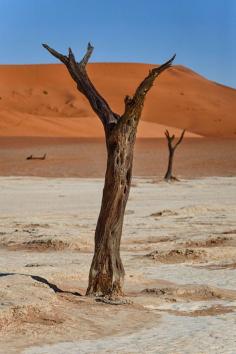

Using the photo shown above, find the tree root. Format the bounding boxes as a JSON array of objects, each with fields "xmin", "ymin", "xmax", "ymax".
[
  {"xmin": 95, "ymin": 297, "xmax": 133, "ymax": 305},
  {"xmin": 165, "ymin": 176, "xmax": 180, "ymax": 182}
]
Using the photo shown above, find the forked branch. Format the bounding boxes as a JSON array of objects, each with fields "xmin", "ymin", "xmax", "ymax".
[
  {"xmin": 42, "ymin": 43, "xmax": 118, "ymax": 129},
  {"xmin": 165, "ymin": 129, "xmax": 175, "ymax": 142},
  {"xmin": 165, "ymin": 129, "xmax": 185, "ymax": 151}
]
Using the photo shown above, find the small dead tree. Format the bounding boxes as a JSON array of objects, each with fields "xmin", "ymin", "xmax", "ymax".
[
  {"xmin": 43, "ymin": 42, "xmax": 175, "ymax": 297},
  {"xmin": 164, "ymin": 129, "xmax": 185, "ymax": 182},
  {"xmin": 26, "ymin": 153, "xmax": 47, "ymax": 160}
]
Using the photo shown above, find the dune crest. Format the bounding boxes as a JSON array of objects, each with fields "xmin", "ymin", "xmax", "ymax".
[{"xmin": 0, "ymin": 63, "xmax": 235, "ymax": 137}]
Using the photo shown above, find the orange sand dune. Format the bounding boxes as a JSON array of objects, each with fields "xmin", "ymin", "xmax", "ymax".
[
  {"xmin": 0, "ymin": 63, "xmax": 235, "ymax": 137},
  {"xmin": 0, "ymin": 110, "xmax": 198, "ymax": 138}
]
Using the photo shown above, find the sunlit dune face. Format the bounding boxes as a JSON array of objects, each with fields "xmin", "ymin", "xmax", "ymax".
[{"xmin": 0, "ymin": 63, "xmax": 235, "ymax": 138}]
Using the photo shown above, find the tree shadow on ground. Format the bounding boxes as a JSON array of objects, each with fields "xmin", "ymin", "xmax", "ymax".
[{"xmin": 0, "ymin": 272, "xmax": 81, "ymax": 296}]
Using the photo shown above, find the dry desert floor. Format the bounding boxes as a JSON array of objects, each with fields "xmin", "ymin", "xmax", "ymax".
[
  {"xmin": 1, "ymin": 138, "xmax": 236, "ymax": 178},
  {"xmin": 0, "ymin": 176, "xmax": 236, "ymax": 353}
]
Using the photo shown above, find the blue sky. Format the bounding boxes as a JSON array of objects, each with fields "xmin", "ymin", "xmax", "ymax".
[{"xmin": 0, "ymin": 0, "xmax": 235, "ymax": 88}]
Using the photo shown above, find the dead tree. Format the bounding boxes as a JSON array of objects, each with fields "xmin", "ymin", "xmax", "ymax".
[
  {"xmin": 43, "ymin": 42, "xmax": 175, "ymax": 297},
  {"xmin": 164, "ymin": 129, "xmax": 185, "ymax": 181},
  {"xmin": 26, "ymin": 153, "xmax": 47, "ymax": 160}
]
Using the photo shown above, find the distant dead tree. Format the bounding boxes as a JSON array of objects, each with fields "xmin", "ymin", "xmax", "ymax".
[
  {"xmin": 26, "ymin": 153, "xmax": 47, "ymax": 160},
  {"xmin": 43, "ymin": 42, "xmax": 175, "ymax": 298},
  {"xmin": 164, "ymin": 129, "xmax": 185, "ymax": 181}
]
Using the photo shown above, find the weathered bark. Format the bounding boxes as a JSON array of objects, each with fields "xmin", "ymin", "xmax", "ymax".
[
  {"xmin": 87, "ymin": 128, "xmax": 135, "ymax": 296},
  {"xmin": 43, "ymin": 42, "xmax": 175, "ymax": 296},
  {"xmin": 164, "ymin": 129, "xmax": 185, "ymax": 181}
]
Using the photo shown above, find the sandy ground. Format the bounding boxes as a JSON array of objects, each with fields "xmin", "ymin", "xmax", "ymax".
[
  {"xmin": 0, "ymin": 176, "xmax": 236, "ymax": 353},
  {"xmin": 1, "ymin": 137, "xmax": 236, "ymax": 178}
]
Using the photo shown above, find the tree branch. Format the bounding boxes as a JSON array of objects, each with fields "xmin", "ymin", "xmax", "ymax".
[
  {"xmin": 174, "ymin": 129, "xmax": 185, "ymax": 149},
  {"xmin": 165, "ymin": 129, "xmax": 175, "ymax": 141},
  {"xmin": 42, "ymin": 43, "xmax": 119, "ymax": 129},
  {"xmin": 124, "ymin": 54, "xmax": 176, "ymax": 116},
  {"xmin": 80, "ymin": 42, "xmax": 94, "ymax": 67},
  {"xmin": 165, "ymin": 129, "xmax": 175, "ymax": 151},
  {"xmin": 42, "ymin": 44, "xmax": 68, "ymax": 65}
]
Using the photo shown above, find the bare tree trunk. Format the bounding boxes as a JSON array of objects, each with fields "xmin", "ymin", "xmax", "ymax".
[
  {"xmin": 164, "ymin": 129, "xmax": 185, "ymax": 182},
  {"xmin": 164, "ymin": 149, "xmax": 174, "ymax": 181},
  {"xmin": 87, "ymin": 119, "xmax": 137, "ymax": 295},
  {"xmin": 43, "ymin": 42, "xmax": 175, "ymax": 297}
]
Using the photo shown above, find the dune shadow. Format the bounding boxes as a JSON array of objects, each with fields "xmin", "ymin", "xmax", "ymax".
[{"xmin": 0, "ymin": 272, "xmax": 81, "ymax": 296}]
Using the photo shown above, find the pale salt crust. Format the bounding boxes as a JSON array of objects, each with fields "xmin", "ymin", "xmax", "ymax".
[
  {"xmin": 23, "ymin": 313, "xmax": 236, "ymax": 354},
  {"xmin": 0, "ymin": 176, "xmax": 235, "ymax": 354}
]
